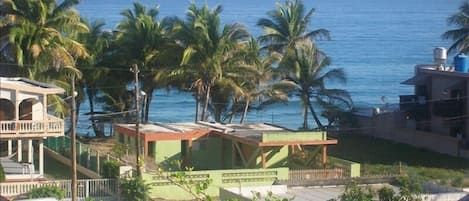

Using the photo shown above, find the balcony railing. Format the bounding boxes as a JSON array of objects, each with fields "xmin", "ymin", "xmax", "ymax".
[{"xmin": 0, "ymin": 115, "xmax": 64, "ymax": 137}]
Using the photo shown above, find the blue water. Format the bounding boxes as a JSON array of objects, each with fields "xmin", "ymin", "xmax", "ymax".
[{"xmin": 74, "ymin": 0, "xmax": 460, "ymax": 131}]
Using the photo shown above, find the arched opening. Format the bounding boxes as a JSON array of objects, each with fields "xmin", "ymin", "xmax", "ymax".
[
  {"xmin": 19, "ymin": 98, "xmax": 39, "ymax": 120},
  {"xmin": 0, "ymin": 99, "xmax": 15, "ymax": 121}
]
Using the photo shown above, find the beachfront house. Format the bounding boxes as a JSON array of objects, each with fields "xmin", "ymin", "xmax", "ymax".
[
  {"xmin": 114, "ymin": 121, "xmax": 338, "ymax": 170},
  {"xmin": 0, "ymin": 77, "xmax": 65, "ymax": 181},
  {"xmin": 352, "ymin": 48, "xmax": 469, "ymax": 158},
  {"xmin": 114, "ymin": 121, "xmax": 354, "ymax": 200}
]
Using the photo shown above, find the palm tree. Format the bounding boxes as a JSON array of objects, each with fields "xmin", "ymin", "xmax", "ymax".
[
  {"xmin": 76, "ymin": 19, "xmax": 113, "ymax": 137},
  {"xmin": 257, "ymin": 0, "xmax": 330, "ymax": 53},
  {"xmin": 2, "ymin": 0, "xmax": 88, "ymax": 119},
  {"xmin": 235, "ymin": 37, "xmax": 290, "ymax": 124},
  {"xmin": 2, "ymin": 0, "xmax": 88, "ymax": 79},
  {"xmin": 279, "ymin": 40, "xmax": 351, "ymax": 129},
  {"xmin": 442, "ymin": 1, "xmax": 469, "ymax": 54},
  {"xmin": 115, "ymin": 2, "xmax": 179, "ymax": 122},
  {"xmin": 169, "ymin": 3, "xmax": 250, "ymax": 122}
]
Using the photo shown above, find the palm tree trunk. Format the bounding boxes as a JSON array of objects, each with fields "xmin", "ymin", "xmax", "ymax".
[
  {"xmin": 229, "ymin": 98, "xmax": 238, "ymax": 124},
  {"xmin": 302, "ymin": 94, "xmax": 308, "ymax": 129},
  {"xmin": 201, "ymin": 85, "xmax": 211, "ymax": 121},
  {"xmin": 306, "ymin": 97, "xmax": 325, "ymax": 130},
  {"xmin": 144, "ymin": 90, "xmax": 153, "ymax": 123},
  {"xmin": 87, "ymin": 87, "xmax": 104, "ymax": 137},
  {"xmin": 240, "ymin": 98, "xmax": 250, "ymax": 124},
  {"xmin": 194, "ymin": 90, "xmax": 199, "ymax": 123}
]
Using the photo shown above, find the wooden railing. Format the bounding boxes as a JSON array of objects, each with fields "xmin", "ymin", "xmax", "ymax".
[
  {"xmin": 0, "ymin": 115, "xmax": 63, "ymax": 136},
  {"xmin": 0, "ymin": 179, "xmax": 118, "ymax": 199},
  {"xmin": 288, "ymin": 168, "xmax": 344, "ymax": 181}
]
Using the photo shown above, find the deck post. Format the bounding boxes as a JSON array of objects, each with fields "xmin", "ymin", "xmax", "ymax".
[
  {"xmin": 8, "ymin": 140, "xmax": 12, "ymax": 156},
  {"xmin": 187, "ymin": 139, "xmax": 193, "ymax": 167},
  {"xmin": 322, "ymin": 145, "xmax": 327, "ymax": 167},
  {"xmin": 28, "ymin": 139, "xmax": 33, "ymax": 163},
  {"xmin": 39, "ymin": 139, "xmax": 44, "ymax": 175},
  {"xmin": 96, "ymin": 151, "xmax": 100, "ymax": 174},
  {"xmin": 17, "ymin": 139, "xmax": 22, "ymax": 162},
  {"xmin": 261, "ymin": 147, "xmax": 266, "ymax": 168}
]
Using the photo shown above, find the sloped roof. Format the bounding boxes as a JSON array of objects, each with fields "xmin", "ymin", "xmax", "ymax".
[{"xmin": 0, "ymin": 77, "xmax": 65, "ymax": 94}]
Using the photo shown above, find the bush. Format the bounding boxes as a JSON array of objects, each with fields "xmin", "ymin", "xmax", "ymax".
[
  {"xmin": 29, "ymin": 186, "xmax": 65, "ymax": 200},
  {"xmin": 102, "ymin": 160, "xmax": 120, "ymax": 179},
  {"xmin": 0, "ymin": 162, "xmax": 5, "ymax": 183},
  {"xmin": 120, "ymin": 177, "xmax": 149, "ymax": 201},
  {"xmin": 378, "ymin": 186, "xmax": 395, "ymax": 201}
]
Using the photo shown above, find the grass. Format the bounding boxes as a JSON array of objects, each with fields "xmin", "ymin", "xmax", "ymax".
[{"xmin": 329, "ymin": 134, "xmax": 469, "ymax": 187}]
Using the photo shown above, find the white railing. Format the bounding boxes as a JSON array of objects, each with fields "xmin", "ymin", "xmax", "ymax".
[
  {"xmin": 0, "ymin": 115, "xmax": 63, "ymax": 135},
  {"xmin": 0, "ymin": 179, "xmax": 118, "ymax": 199}
]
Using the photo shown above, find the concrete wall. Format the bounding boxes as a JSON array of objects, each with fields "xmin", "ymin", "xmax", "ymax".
[
  {"xmin": 143, "ymin": 167, "xmax": 289, "ymax": 200},
  {"xmin": 354, "ymin": 113, "xmax": 460, "ymax": 157}
]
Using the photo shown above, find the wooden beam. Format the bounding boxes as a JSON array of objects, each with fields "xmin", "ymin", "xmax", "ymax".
[
  {"xmin": 261, "ymin": 148, "xmax": 266, "ymax": 168},
  {"xmin": 187, "ymin": 139, "xmax": 193, "ymax": 167},
  {"xmin": 259, "ymin": 139, "xmax": 338, "ymax": 147},
  {"xmin": 246, "ymin": 147, "xmax": 260, "ymax": 168},
  {"xmin": 233, "ymin": 142, "xmax": 248, "ymax": 167},
  {"xmin": 322, "ymin": 145, "xmax": 327, "ymax": 167}
]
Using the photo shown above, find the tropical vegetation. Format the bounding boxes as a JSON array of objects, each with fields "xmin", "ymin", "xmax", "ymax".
[
  {"xmin": 0, "ymin": 0, "xmax": 351, "ymax": 134},
  {"xmin": 442, "ymin": 0, "xmax": 469, "ymax": 55}
]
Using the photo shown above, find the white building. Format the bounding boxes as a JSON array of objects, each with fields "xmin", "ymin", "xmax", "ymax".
[{"xmin": 0, "ymin": 77, "xmax": 65, "ymax": 181}]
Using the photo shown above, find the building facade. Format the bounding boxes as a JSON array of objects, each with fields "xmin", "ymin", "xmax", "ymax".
[{"xmin": 0, "ymin": 77, "xmax": 65, "ymax": 181}]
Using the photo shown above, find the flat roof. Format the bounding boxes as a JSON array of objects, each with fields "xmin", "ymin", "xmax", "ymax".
[
  {"xmin": 414, "ymin": 64, "xmax": 469, "ymax": 79},
  {"xmin": 0, "ymin": 77, "xmax": 65, "ymax": 94},
  {"xmin": 115, "ymin": 122, "xmax": 338, "ymax": 146}
]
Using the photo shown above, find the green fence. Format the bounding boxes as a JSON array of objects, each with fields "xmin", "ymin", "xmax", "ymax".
[
  {"xmin": 143, "ymin": 167, "xmax": 289, "ymax": 200},
  {"xmin": 44, "ymin": 136, "xmax": 118, "ymax": 176}
]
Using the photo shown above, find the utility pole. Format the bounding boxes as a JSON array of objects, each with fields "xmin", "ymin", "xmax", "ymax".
[
  {"xmin": 70, "ymin": 74, "xmax": 78, "ymax": 201},
  {"xmin": 130, "ymin": 64, "xmax": 142, "ymax": 177}
]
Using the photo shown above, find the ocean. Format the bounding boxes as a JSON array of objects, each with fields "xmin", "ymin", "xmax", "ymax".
[{"xmin": 74, "ymin": 0, "xmax": 459, "ymax": 132}]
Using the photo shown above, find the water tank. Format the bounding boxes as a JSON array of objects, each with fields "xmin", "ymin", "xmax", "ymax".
[
  {"xmin": 454, "ymin": 53, "xmax": 469, "ymax": 73},
  {"xmin": 433, "ymin": 47, "xmax": 447, "ymax": 65}
]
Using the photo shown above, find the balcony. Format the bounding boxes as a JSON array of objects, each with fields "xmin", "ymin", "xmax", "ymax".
[{"xmin": 0, "ymin": 115, "xmax": 64, "ymax": 138}]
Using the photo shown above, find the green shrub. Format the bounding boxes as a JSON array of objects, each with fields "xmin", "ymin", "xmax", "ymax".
[
  {"xmin": 102, "ymin": 160, "xmax": 120, "ymax": 179},
  {"xmin": 120, "ymin": 177, "xmax": 149, "ymax": 201},
  {"xmin": 29, "ymin": 186, "xmax": 66, "ymax": 200},
  {"xmin": 111, "ymin": 143, "xmax": 128, "ymax": 158},
  {"xmin": 0, "ymin": 162, "xmax": 5, "ymax": 183},
  {"xmin": 377, "ymin": 186, "xmax": 395, "ymax": 201}
]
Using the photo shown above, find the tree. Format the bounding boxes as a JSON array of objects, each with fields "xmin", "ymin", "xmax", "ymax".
[
  {"xmin": 235, "ymin": 37, "xmax": 289, "ymax": 124},
  {"xmin": 2, "ymin": 0, "xmax": 88, "ymax": 78},
  {"xmin": 2, "ymin": 0, "xmax": 88, "ymax": 119},
  {"xmin": 169, "ymin": 2, "xmax": 250, "ymax": 122},
  {"xmin": 442, "ymin": 1, "xmax": 469, "ymax": 55},
  {"xmin": 278, "ymin": 40, "xmax": 351, "ymax": 129},
  {"xmin": 257, "ymin": 0, "xmax": 330, "ymax": 54},
  {"xmin": 115, "ymin": 2, "xmax": 180, "ymax": 122},
  {"xmin": 76, "ymin": 19, "xmax": 113, "ymax": 137}
]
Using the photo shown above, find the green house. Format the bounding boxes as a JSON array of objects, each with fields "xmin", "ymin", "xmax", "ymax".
[{"xmin": 114, "ymin": 121, "xmax": 337, "ymax": 170}]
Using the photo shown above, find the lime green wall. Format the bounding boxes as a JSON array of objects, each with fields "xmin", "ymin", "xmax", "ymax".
[
  {"xmin": 143, "ymin": 167, "xmax": 289, "ymax": 200},
  {"xmin": 154, "ymin": 140, "xmax": 181, "ymax": 164},
  {"xmin": 262, "ymin": 131, "xmax": 326, "ymax": 142}
]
